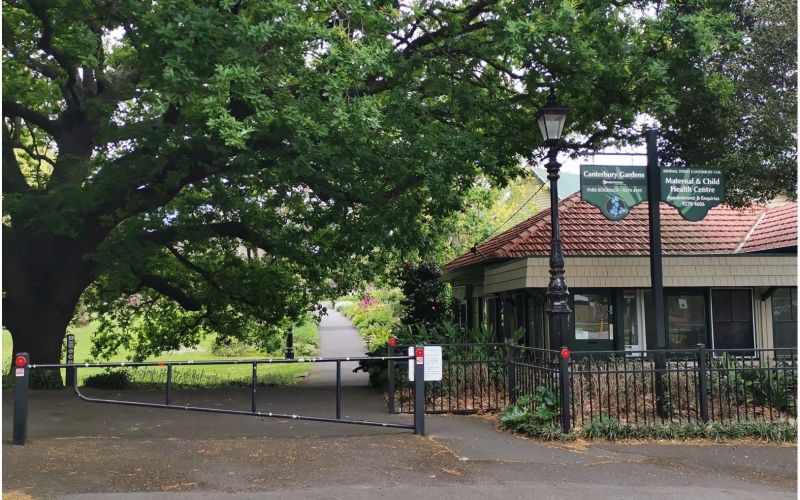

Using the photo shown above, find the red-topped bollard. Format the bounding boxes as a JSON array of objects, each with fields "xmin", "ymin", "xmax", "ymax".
[
  {"xmin": 413, "ymin": 346, "xmax": 425, "ymax": 436},
  {"xmin": 559, "ymin": 346, "xmax": 571, "ymax": 434},
  {"xmin": 13, "ymin": 352, "xmax": 29, "ymax": 446},
  {"xmin": 388, "ymin": 338, "xmax": 397, "ymax": 414}
]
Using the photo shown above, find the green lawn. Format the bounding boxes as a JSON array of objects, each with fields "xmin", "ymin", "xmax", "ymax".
[{"xmin": 3, "ymin": 322, "xmax": 319, "ymax": 386}]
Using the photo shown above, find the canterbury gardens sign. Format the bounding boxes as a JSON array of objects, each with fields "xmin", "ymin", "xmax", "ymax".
[
  {"xmin": 580, "ymin": 166, "xmax": 648, "ymax": 221},
  {"xmin": 580, "ymin": 165, "xmax": 725, "ymax": 222}
]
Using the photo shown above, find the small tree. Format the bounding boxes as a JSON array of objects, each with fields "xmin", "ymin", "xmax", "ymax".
[{"xmin": 396, "ymin": 261, "xmax": 448, "ymax": 331}]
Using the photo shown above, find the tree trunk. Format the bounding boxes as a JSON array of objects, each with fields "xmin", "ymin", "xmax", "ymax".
[{"xmin": 3, "ymin": 231, "xmax": 100, "ymax": 386}]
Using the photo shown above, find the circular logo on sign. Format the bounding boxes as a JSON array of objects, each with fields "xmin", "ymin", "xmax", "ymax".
[{"xmin": 606, "ymin": 196, "xmax": 627, "ymax": 219}]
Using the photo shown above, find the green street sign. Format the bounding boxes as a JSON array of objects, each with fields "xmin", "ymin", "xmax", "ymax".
[
  {"xmin": 661, "ymin": 167, "xmax": 725, "ymax": 221},
  {"xmin": 580, "ymin": 165, "xmax": 648, "ymax": 220}
]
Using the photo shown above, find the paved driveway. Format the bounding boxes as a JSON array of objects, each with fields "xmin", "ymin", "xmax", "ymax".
[{"xmin": 3, "ymin": 311, "xmax": 796, "ymax": 499}]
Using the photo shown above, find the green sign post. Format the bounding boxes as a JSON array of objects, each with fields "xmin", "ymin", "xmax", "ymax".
[
  {"xmin": 580, "ymin": 165, "xmax": 648, "ymax": 220},
  {"xmin": 660, "ymin": 167, "xmax": 725, "ymax": 221}
]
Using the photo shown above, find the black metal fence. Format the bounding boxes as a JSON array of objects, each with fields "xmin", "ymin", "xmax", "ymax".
[
  {"xmin": 567, "ymin": 347, "xmax": 797, "ymax": 428},
  {"xmin": 389, "ymin": 343, "xmax": 509, "ymax": 413},
  {"xmin": 388, "ymin": 343, "xmax": 797, "ymax": 432}
]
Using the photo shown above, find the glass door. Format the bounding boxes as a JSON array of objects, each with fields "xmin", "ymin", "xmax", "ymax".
[
  {"xmin": 570, "ymin": 292, "xmax": 615, "ymax": 353},
  {"xmin": 622, "ymin": 290, "xmax": 647, "ymax": 355},
  {"xmin": 525, "ymin": 294, "xmax": 546, "ymax": 348}
]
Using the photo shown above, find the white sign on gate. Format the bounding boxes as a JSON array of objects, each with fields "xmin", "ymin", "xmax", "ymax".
[{"xmin": 408, "ymin": 346, "xmax": 443, "ymax": 381}]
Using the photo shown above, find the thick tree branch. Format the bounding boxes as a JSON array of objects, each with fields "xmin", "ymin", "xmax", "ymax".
[
  {"xmin": 26, "ymin": 0, "xmax": 80, "ymax": 106},
  {"xmin": 166, "ymin": 246, "xmax": 225, "ymax": 294},
  {"xmin": 135, "ymin": 273, "xmax": 203, "ymax": 311},
  {"xmin": 139, "ymin": 222, "xmax": 276, "ymax": 254},
  {"xmin": 402, "ymin": 17, "xmax": 490, "ymax": 58},
  {"xmin": 2, "ymin": 126, "xmax": 32, "ymax": 194},
  {"xmin": 2, "ymin": 101, "xmax": 62, "ymax": 137},
  {"xmin": 7, "ymin": 47, "xmax": 62, "ymax": 80},
  {"xmin": 165, "ymin": 245, "xmax": 262, "ymax": 309}
]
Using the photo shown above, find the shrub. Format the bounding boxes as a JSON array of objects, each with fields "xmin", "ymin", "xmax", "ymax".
[
  {"xmin": 334, "ymin": 300, "xmax": 355, "ymax": 311},
  {"xmin": 211, "ymin": 340, "xmax": 259, "ymax": 357},
  {"xmin": 499, "ymin": 405, "xmax": 798, "ymax": 444},
  {"xmin": 29, "ymin": 369, "xmax": 63, "ymax": 390},
  {"xmin": 292, "ymin": 320, "xmax": 320, "ymax": 357},
  {"xmin": 79, "ymin": 367, "xmax": 298, "ymax": 390},
  {"xmin": 500, "ymin": 384, "xmax": 561, "ymax": 433},
  {"xmin": 2, "ymin": 361, "xmax": 64, "ymax": 390},
  {"xmin": 396, "ymin": 261, "xmax": 448, "ymax": 330},
  {"xmin": 2, "ymin": 361, "xmax": 14, "ymax": 390},
  {"xmin": 83, "ymin": 369, "xmax": 133, "ymax": 390}
]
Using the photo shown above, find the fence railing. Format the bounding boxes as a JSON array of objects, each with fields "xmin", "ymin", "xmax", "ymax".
[
  {"xmin": 388, "ymin": 342, "xmax": 797, "ymax": 432},
  {"xmin": 389, "ymin": 343, "xmax": 509, "ymax": 413},
  {"xmin": 12, "ymin": 351, "xmax": 426, "ymax": 446}
]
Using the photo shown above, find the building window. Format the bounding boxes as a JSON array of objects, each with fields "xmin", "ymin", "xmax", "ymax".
[
  {"xmin": 667, "ymin": 294, "xmax": 706, "ymax": 349},
  {"xmin": 486, "ymin": 298, "xmax": 499, "ymax": 334},
  {"xmin": 711, "ymin": 289, "xmax": 755, "ymax": 351},
  {"xmin": 458, "ymin": 302, "xmax": 468, "ymax": 327},
  {"xmin": 772, "ymin": 288, "xmax": 797, "ymax": 350},
  {"xmin": 622, "ymin": 290, "xmax": 648, "ymax": 352},
  {"xmin": 573, "ymin": 294, "xmax": 610, "ymax": 340}
]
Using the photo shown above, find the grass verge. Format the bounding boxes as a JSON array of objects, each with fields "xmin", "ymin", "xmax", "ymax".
[
  {"xmin": 497, "ymin": 406, "xmax": 798, "ymax": 444},
  {"xmin": 2, "ymin": 321, "xmax": 319, "ymax": 388}
]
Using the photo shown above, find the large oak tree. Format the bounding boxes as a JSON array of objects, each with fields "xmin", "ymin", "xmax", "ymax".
[{"xmin": 3, "ymin": 0, "xmax": 783, "ymax": 369}]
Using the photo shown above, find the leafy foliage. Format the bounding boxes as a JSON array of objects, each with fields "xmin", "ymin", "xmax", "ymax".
[
  {"xmin": 341, "ymin": 296, "xmax": 399, "ymax": 349},
  {"xmin": 2, "ymin": 0, "xmax": 776, "ymax": 365},
  {"xmin": 81, "ymin": 367, "xmax": 295, "ymax": 389},
  {"xmin": 396, "ymin": 261, "xmax": 449, "ymax": 331},
  {"xmin": 27, "ymin": 370, "xmax": 63, "ymax": 390},
  {"xmin": 499, "ymin": 406, "xmax": 798, "ymax": 443},
  {"xmin": 500, "ymin": 383, "xmax": 561, "ymax": 433},
  {"xmin": 578, "ymin": 420, "xmax": 798, "ymax": 443},
  {"xmin": 82, "ymin": 369, "xmax": 133, "ymax": 390}
]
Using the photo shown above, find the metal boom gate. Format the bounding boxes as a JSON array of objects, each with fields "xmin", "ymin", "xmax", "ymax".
[{"xmin": 12, "ymin": 350, "xmax": 427, "ymax": 446}]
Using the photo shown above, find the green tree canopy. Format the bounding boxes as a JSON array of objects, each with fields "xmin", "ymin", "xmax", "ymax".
[{"xmin": 2, "ymin": 0, "xmax": 771, "ymax": 367}]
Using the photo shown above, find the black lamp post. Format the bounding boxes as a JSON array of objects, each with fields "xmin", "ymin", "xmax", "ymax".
[{"xmin": 536, "ymin": 89, "xmax": 571, "ymax": 349}]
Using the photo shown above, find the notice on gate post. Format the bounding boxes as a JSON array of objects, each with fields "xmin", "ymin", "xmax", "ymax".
[{"xmin": 408, "ymin": 346, "xmax": 443, "ymax": 381}]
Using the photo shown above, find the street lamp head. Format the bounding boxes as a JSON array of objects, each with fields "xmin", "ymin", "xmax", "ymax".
[{"xmin": 536, "ymin": 89, "xmax": 570, "ymax": 149}]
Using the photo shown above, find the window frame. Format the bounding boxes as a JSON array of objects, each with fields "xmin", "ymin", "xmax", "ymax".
[
  {"xmin": 771, "ymin": 287, "xmax": 797, "ymax": 350},
  {"xmin": 664, "ymin": 288, "xmax": 710, "ymax": 350},
  {"xmin": 709, "ymin": 287, "xmax": 757, "ymax": 353}
]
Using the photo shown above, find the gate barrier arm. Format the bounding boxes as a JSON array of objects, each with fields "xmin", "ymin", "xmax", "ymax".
[{"xmin": 13, "ymin": 352, "xmax": 426, "ymax": 445}]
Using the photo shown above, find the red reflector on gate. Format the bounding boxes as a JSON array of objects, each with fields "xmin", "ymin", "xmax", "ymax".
[
  {"xmin": 561, "ymin": 348, "xmax": 570, "ymax": 359},
  {"xmin": 158, "ymin": 361, "xmax": 166, "ymax": 366},
  {"xmin": 14, "ymin": 356, "xmax": 26, "ymax": 367},
  {"xmin": 415, "ymin": 348, "xmax": 424, "ymax": 358},
  {"xmin": 388, "ymin": 337, "xmax": 397, "ymax": 347}
]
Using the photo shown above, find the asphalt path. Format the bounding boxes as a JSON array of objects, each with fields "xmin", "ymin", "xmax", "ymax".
[{"xmin": 3, "ymin": 310, "xmax": 796, "ymax": 499}]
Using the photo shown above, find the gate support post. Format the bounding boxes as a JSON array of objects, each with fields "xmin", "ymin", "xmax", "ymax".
[
  {"xmin": 507, "ymin": 338, "xmax": 517, "ymax": 406},
  {"xmin": 388, "ymin": 341, "xmax": 396, "ymax": 414},
  {"xmin": 413, "ymin": 347, "xmax": 425, "ymax": 436},
  {"xmin": 697, "ymin": 344, "xmax": 709, "ymax": 423},
  {"xmin": 559, "ymin": 347, "xmax": 571, "ymax": 434},
  {"xmin": 13, "ymin": 352, "xmax": 29, "ymax": 446},
  {"xmin": 285, "ymin": 325, "xmax": 294, "ymax": 360},
  {"xmin": 65, "ymin": 334, "xmax": 76, "ymax": 387}
]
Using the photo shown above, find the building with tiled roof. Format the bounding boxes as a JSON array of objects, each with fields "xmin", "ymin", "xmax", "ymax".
[{"xmin": 443, "ymin": 193, "xmax": 797, "ymax": 354}]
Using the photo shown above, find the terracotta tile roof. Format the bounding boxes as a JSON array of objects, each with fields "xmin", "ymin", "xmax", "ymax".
[
  {"xmin": 444, "ymin": 193, "xmax": 797, "ymax": 272},
  {"xmin": 740, "ymin": 202, "xmax": 798, "ymax": 253}
]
